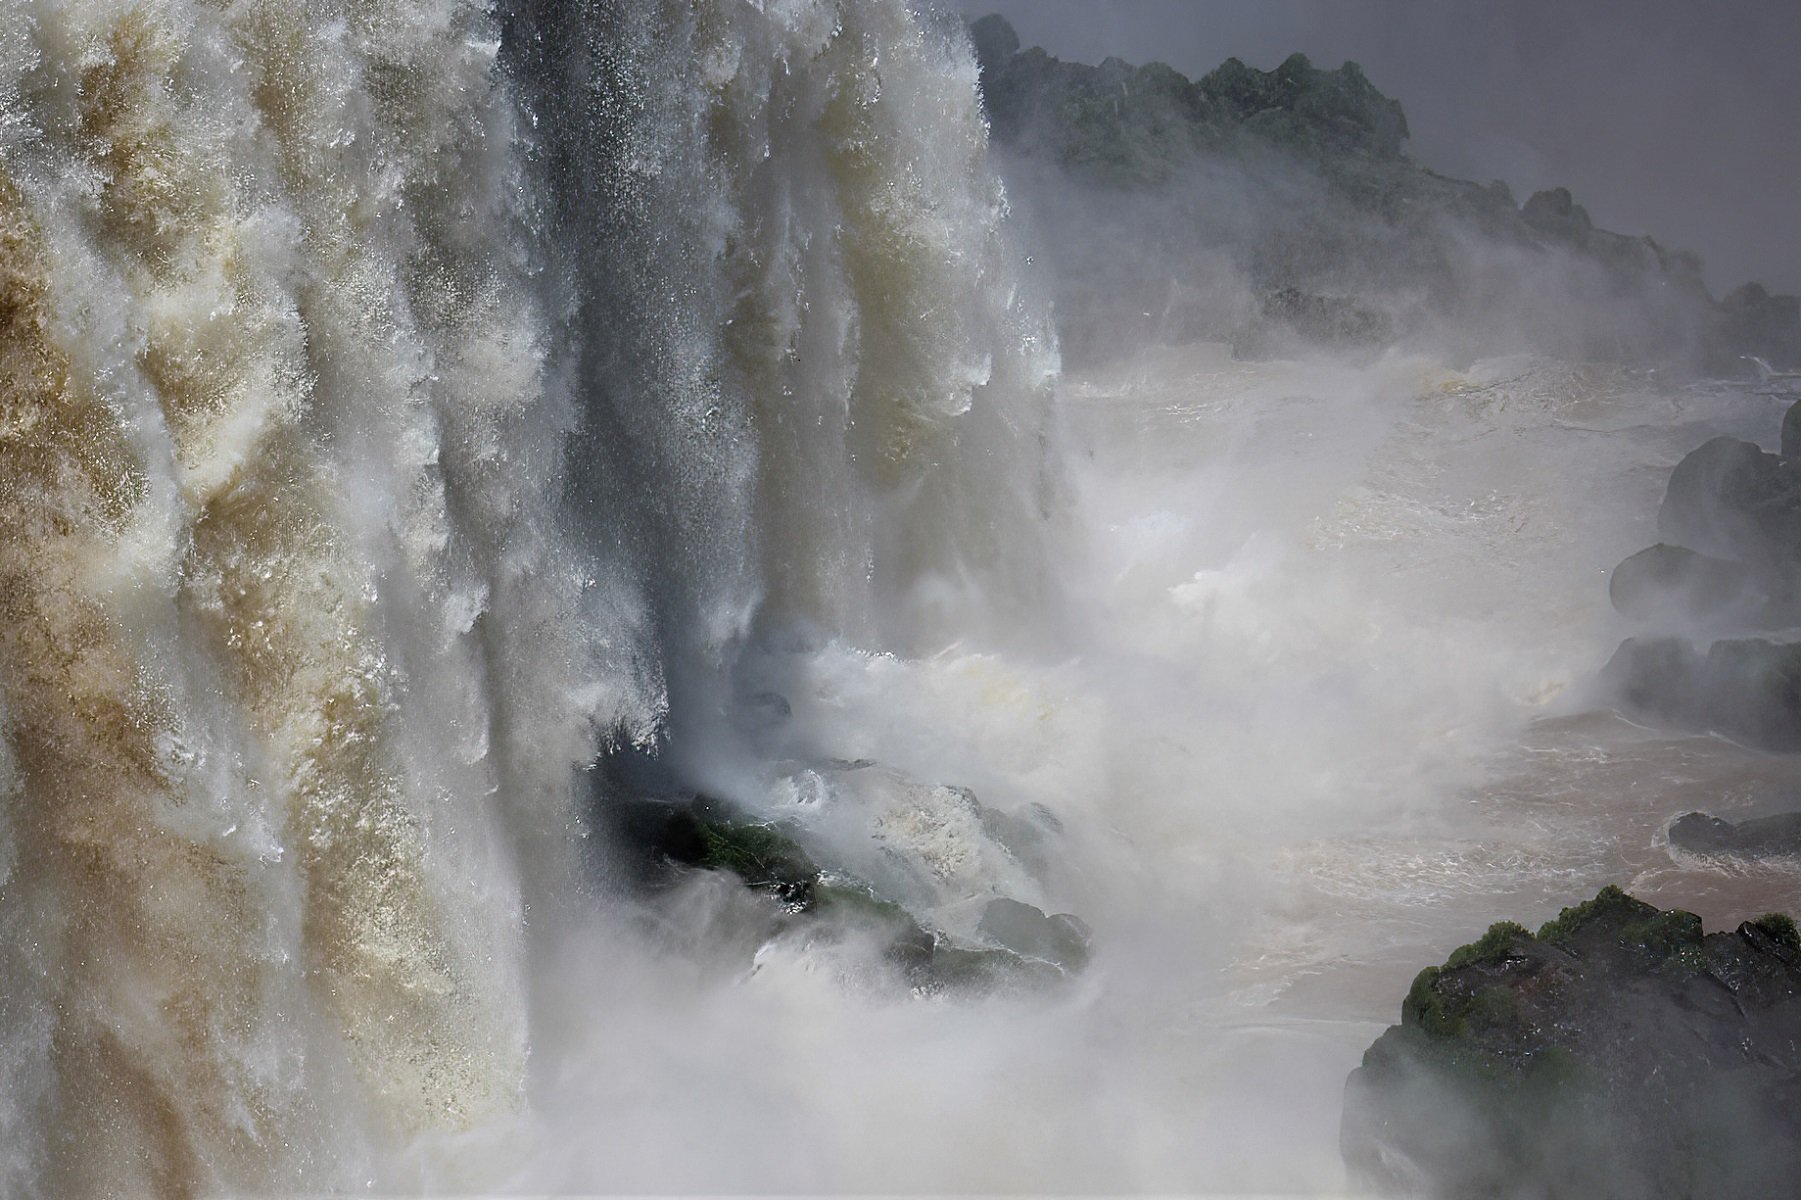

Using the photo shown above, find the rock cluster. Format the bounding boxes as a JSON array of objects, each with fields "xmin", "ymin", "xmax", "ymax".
[
  {"xmin": 968, "ymin": 14, "xmax": 1801, "ymax": 373},
  {"xmin": 1343, "ymin": 887, "xmax": 1801, "ymax": 1199},
  {"xmin": 592, "ymin": 741, "xmax": 1091, "ymax": 995},
  {"xmin": 1602, "ymin": 405, "xmax": 1801, "ymax": 751}
]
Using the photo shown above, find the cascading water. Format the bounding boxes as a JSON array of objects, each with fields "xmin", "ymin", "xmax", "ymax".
[
  {"xmin": 0, "ymin": 0, "xmax": 1059, "ymax": 1193},
  {"xmin": 3, "ymin": 1, "xmax": 1797, "ymax": 1196},
  {"xmin": 0, "ymin": 0, "xmax": 623, "ymax": 1191}
]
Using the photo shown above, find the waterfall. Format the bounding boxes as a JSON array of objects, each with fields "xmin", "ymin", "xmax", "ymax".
[{"xmin": 0, "ymin": 0, "xmax": 1056, "ymax": 1192}]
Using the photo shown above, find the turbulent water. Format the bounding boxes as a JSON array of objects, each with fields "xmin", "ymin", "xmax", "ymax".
[{"xmin": 0, "ymin": 1, "xmax": 1795, "ymax": 1196}]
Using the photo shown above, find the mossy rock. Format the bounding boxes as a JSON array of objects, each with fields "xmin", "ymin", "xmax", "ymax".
[
  {"xmin": 1535, "ymin": 883, "xmax": 1653, "ymax": 944},
  {"xmin": 1751, "ymin": 911, "xmax": 1800, "ymax": 951},
  {"xmin": 1347, "ymin": 887, "xmax": 1801, "ymax": 1198},
  {"xmin": 1445, "ymin": 920, "xmax": 1531, "ymax": 969}
]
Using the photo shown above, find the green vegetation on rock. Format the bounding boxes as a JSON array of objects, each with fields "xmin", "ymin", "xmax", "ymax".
[
  {"xmin": 1535, "ymin": 883, "xmax": 1642, "ymax": 944},
  {"xmin": 1347, "ymin": 887, "xmax": 1801, "ymax": 1198},
  {"xmin": 1446, "ymin": 920, "xmax": 1531, "ymax": 969},
  {"xmin": 1752, "ymin": 911, "xmax": 1800, "ymax": 950}
]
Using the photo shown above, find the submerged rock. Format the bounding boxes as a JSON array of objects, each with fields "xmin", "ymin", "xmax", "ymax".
[
  {"xmin": 1343, "ymin": 887, "xmax": 1801, "ymax": 1199},
  {"xmin": 1670, "ymin": 810, "xmax": 1801, "ymax": 860},
  {"xmin": 1601, "ymin": 636, "xmax": 1801, "ymax": 751}
]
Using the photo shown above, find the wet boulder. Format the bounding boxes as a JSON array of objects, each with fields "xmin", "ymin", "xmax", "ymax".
[
  {"xmin": 1600, "ymin": 636, "xmax": 1801, "ymax": 751},
  {"xmin": 1656, "ymin": 435, "xmax": 1801, "ymax": 567},
  {"xmin": 976, "ymin": 897, "xmax": 1092, "ymax": 972},
  {"xmin": 1343, "ymin": 887, "xmax": 1801, "ymax": 1199},
  {"xmin": 1669, "ymin": 809, "xmax": 1801, "ymax": 860},
  {"xmin": 1607, "ymin": 542, "xmax": 1799, "ymax": 628}
]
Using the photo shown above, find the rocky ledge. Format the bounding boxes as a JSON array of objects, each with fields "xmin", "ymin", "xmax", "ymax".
[
  {"xmin": 968, "ymin": 13, "xmax": 1801, "ymax": 373},
  {"xmin": 1343, "ymin": 887, "xmax": 1801, "ymax": 1199},
  {"xmin": 593, "ymin": 744, "xmax": 1091, "ymax": 996}
]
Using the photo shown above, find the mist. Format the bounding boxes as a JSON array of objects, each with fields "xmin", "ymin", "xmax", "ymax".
[{"xmin": 0, "ymin": 1, "xmax": 1797, "ymax": 1196}]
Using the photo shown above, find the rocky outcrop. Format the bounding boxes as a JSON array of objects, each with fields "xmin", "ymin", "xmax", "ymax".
[
  {"xmin": 591, "ymin": 741, "xmax": 1092, "ymax": 995},
  {"xmin": 1719, "ymin": 284, "xmax": 1801, "ymax": 373},
  {"xmin": 969, "ymin": 14, "xmax": 1801, "ymax": 372},
  {"xmin": 1343, "ymin": 887, "xmax": 1801, "ymax": 1199}
]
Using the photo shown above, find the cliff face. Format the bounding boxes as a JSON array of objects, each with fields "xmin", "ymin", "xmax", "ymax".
[{"xmin": 969, "ymin": 15, "xmax": 1800, "ymax": 373}]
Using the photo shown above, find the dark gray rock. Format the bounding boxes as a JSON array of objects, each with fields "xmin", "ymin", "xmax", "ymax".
[
  {"xmin": 968, "ymin": 13, "xmax": 1019, "ymax": 81},
  {"xmin": 1607, "ymin": 542, "xmax": 1799, "ymax": 628},
  {"xmin": 1343, "ymin": 887, "xmax": 1801, "ymax": 1199},
  {"xmin": 1670, "ymin": 810, "xmax": 1801, "ymax": 859},
  {"xmin": 1718, "ymin": 283, "xmax": 1801, "ymax": 374},
  {"xmin": 976, "ymin": 897, "xmax": 1092, "ymax": 972},
  {"xmin": 1520, "ymin": 186, "xmax": 1593, "ymax": 242},
  {"xmin": 1783, "ymin": 398, "xmax": 1801, "ymax": 459},
  {"xmin": 977, "ymin": 800, "xmax": 1064, "ymax": 875},
  {"xmin": 1601, "ymin": 636, "xmax": 1801, "ymax": 751},
  {"xmin": 1657, "ymin": 435, "xmax": 1801, "ymax": 567},
  {"xmin": 1236, "ymin": 287, "xmax": 1393, "ymax": 359}
]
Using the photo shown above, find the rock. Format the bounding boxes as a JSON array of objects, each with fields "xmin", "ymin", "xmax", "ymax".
[
  {"xmin": 591, "ymin": 744, "xmax": 1093, "ymax": 993},
  {"xmin": 1607, "ymin": 542, "xmax": 1798, "ymax": 628},
  {"xmin": 1601, "ymin": 636, "xmax": 1801, "ymax": 751},
  {"xmin": 966, "ymin": 15, "xmax": 1773, "ymax": 372},
  {"xmin": 1521, "ymin": 186, "xmax": 1594, "ymax": 243},
  {"xmin": 813, "ymin": 883, "xmax": 1068, "ymax": 994},
  {"xmin": 967, "ymin": 13, "xmax": 1019, "ymax": 81},
  {"xmin": 1237, "ymin": 287, "xmax": 1393, "ymax": 359},
  {"xmin": 1670, "ymin": 810, "xmax": 1801, "ymax": 859},
  {"xmin": 1657, "ymin": 435, "xmax": 1801, "ymax": 567},
  {"xmin": 1343, "ymin": 887, "xmax": 1801, "ymax": 1199},
  {"xmin": 977, "ymin": 800, "xmax": 1064, "ymax": 875},
  {"xmin": 1782, "ymin": 399, "xmax": 1801, "ymax": 459},
  {"xmin": 1715, "ymin": 282, "xmax": 1801, "ymax": 374},
  {"xmin": 976, "ymin": 897, "xmax": 1092, "ymax": 972}
]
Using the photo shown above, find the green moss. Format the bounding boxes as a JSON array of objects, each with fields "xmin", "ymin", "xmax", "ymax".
[
  {"xmin": 1466, "ymin": 984, "xmax": 1524, "ymax": 1033},
  {"xmin": 1751, "ymin": 911, "xmax": 1800, "ymax": 950},
  {"xmin": 1619, "ymin": 909, "xmax": 1704, "ymax": 960},
  {"xmin": 685, "ymin": 815, "xmax": 817, "ymax": 888},
  {"xmin": 812, "ymin": 881, "xmax": 914, "ymax": 929},
  {"xmin": 1523, "ymin": 1045, "xmax": 1589, "ymax": 1089},
  {"xmin": 1446, "ymin": 921, "xmax": 1531, "ymax": 969},
  {"xmin": 1403, "ymin": 966, "xmax": 1461, "ymax": 1036},
  {"xmin": 1536, "ymin": 884, "xmax": 1639, "ymax": 944}
]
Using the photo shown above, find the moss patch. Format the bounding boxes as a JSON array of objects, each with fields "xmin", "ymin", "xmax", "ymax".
[
  {"xmin": 1752, "ymin": 911, "xmax": 1800, "ymax": 951},
  {"xmin": 1446, "ymin": 921, "xmax": 1531, "ymax": 969},
  {"xmin": 1537, "ymin": 884, "xmax": 1643, "ymax": 944}
]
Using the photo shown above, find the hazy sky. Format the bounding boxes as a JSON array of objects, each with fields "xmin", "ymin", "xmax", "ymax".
[{"xmin": 952, "ymin": 0, "xmax": 1801, "ymax": 296}]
